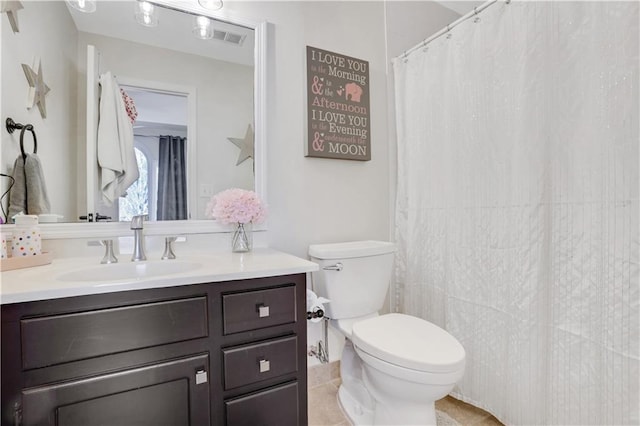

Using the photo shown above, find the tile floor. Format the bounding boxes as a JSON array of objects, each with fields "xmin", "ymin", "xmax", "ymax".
[{"xmin": 308, "ymin": 363, "xmax": 503, "ymax": 426}]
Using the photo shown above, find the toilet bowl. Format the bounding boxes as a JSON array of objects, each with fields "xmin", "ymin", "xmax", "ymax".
[
  {"xmin": 309, "ymin": 241, "xmax": 466, "ymax": 426},
  {"xmin": 351, "ymin": 313, "xmax": 465, "ymax": 425},
  {"xmin": 332, "ymin": 313, "xmax": 465, "ymax": 425}
]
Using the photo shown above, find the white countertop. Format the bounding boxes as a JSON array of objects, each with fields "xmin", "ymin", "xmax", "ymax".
[{"xmin": 0, "ymin": 249, "xmax": 319, "ymax": 304}]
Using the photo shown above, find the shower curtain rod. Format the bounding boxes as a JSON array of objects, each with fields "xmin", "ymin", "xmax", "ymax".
[{"xmin": 399, "ymin": 0, "xmax": 502, "ymax": 59}]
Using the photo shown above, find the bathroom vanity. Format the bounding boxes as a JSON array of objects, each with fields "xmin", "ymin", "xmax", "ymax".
[{"xmin": 0, "ymin": 250, "xmax": 317, "ymax": 426}]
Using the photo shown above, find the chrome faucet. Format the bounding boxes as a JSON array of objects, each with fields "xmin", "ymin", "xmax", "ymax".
[{"xmin": 131, "ymin": 214, "xmax": 148, "ymax": 262}]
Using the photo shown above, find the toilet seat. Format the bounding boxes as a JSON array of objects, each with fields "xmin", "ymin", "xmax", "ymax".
[{"xmin": 351, "ymin": 313, "xmax": 465, "ymax": 373}]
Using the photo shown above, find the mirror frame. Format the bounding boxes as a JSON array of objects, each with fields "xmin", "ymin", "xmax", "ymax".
[{"xmin": 39, "ymin": 1, "xmax": 267, "ymax": 240}]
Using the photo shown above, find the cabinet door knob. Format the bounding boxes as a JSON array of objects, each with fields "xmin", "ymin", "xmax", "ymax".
[
  {"xmin": 257, "ymin": 304, "xmax": 270, "ymax": 318},
  {"xmin": 195, "ymin": 368, "xmax": 208, "ymax": 385},
  {"xmin": 259, "ymin": 359, "xmax": 271, "ymax": 373}
]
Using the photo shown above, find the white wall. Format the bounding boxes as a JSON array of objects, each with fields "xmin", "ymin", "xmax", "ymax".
[
  {"xmin": 217, "ymin": 0, "xmax": 459, "ymax": 258},
  {"xmin": 0, "ymin": 1, "xmax": 78, "ymax": 222},
  {"xmin": 222, "ymin": 2, "xmax": 390, "ymax": 259}
]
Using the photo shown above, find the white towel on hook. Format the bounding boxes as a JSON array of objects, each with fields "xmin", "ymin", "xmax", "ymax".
[
  {"xmin": 8, "ymin": 153, "xmax": 51, "ymax": 218},
  {"xmin": 97, "ymin": 71, "xmax": 139, "ymax": 205}
]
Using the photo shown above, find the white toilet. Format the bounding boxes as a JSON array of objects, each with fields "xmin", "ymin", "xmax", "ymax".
[{"xmin": 309, "ymin": 240, "xmax": 466, "ymax": 426}]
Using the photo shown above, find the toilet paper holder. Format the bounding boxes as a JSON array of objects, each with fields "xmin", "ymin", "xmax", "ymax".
[
  {"xmin": 307, "ymin": 289, "xmax": 330, "ymax": 364},
  {"xmin": 307, "ymin": 308, "xmax": 324, "ymax": 320}
]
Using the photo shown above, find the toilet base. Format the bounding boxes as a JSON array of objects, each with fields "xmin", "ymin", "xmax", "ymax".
[
  {"xmin": 337, "ymin": 383, "xmax": 374, "ymax": 426},
  {"xmin": 335, "ymin": 328, "xmax": 462, "ymax": 425},
  {"xmin": 338, "ymin": 382, "xmax": 438, "ymax": 426}
]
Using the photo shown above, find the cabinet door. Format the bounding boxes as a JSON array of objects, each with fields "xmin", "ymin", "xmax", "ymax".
[{"xmin": 21, "ymin": 354, "xmax": 210, "ymax": 426}]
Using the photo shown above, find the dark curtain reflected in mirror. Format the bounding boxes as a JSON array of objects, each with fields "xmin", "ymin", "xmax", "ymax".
[{"xmin": 157, "ymin": 135, "xmax": 187, "ymax": 220}]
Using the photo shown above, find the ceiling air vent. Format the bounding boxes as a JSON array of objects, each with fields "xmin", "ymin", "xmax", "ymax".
[{"xmin": 212, "ymin": 29, "xmax": 247, "ymax": 46}]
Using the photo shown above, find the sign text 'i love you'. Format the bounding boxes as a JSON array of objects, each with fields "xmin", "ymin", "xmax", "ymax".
[{"xmin": 305, "ymin": 46, "xmax": 370, "ymax": 161}]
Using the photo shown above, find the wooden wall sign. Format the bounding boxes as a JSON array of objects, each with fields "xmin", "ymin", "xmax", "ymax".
[{"xmin": 305, "ymin": 46, "xmax": 370, "ymax": 161}]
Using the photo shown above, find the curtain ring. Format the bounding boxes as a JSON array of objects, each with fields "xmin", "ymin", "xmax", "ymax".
[
  {"xmin": 474, "ymin": 7, "xmax": 481, "ymax": 23},
  {"xmin": 20, "ymin": 124, "xmax": 37, "ymax": 161}
]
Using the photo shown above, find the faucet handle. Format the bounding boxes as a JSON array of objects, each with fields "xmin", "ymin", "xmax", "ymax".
[
  {"xmin": 130, "ymin": 214, "xmax": 148, "ymax": 230},
  {"xmin": 100, "ymin": 239, "xmax": 118, "ymax": 264},
  {"xmin": 161, "ymin": 237, "xmax": 177, "ymax": 260}
]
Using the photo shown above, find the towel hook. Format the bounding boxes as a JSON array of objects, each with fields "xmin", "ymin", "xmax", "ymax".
[{"xmin": 6, "ymin": 118, "xmax": 37, "ymax": 160}]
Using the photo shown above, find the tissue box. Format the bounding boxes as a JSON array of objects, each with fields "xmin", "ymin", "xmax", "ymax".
[{"xmin": 0, "ymin": 252, "xmax": 52, "ymax": 271}]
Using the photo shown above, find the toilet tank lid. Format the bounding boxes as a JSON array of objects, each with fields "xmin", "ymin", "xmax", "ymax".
[{"xmin": 308, "ymin": 240, "xmax": 396, "ymax": 259}]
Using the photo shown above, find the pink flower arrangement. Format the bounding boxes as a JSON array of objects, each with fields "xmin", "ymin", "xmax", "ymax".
[{"xmin": 206, "ymin": 188, "xmax": 267, "ymax": 225}]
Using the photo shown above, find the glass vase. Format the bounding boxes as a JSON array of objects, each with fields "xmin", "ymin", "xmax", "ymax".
[{"xmin": 232, "ymin": 222, "xmax": 252, "ymax": 252}]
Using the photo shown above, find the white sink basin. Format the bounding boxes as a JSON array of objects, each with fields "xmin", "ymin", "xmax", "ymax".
[{"xmin": 56, "ymin": 261, "xmax": 202, "ymax": 282}]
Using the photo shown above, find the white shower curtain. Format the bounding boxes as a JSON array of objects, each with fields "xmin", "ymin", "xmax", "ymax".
[{"xmin": 393, "ymin": 2, "xmax": 638, "ymax": 425}]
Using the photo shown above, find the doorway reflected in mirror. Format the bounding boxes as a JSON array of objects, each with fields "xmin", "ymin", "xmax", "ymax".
[{"xmin": 117, "ymin": 86, "xmax": 189, "ymax": 222}]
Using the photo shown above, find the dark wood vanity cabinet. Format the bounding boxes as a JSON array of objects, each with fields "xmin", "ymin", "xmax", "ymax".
[{"xmin": 1, "ymin": 274, "xmax": 308, "ymax": 426}]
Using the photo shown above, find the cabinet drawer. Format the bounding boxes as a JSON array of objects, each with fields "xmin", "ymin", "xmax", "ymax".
[
  {"xmin": 225, "ymin": 381, "xmax": 299, "ymax": 426},
  {"xmin": 21, "ymin": 297, "xmax": 208, "ymax": 369},
  {"xmin": 222, "ymin": 285, "xmax": 296, "ymax": 334},
  {"xmin": 223, "ymin": 335, "xmax": 298, "ymax": 390}
]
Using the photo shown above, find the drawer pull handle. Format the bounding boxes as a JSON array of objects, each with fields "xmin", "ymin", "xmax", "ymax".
[
  {"xmin": 195, "ymin": 368, "xmax": 208, "ymax": 385},
  {"xmin": 259, "ymin": 359, "xmax": 271, "ymax": 373},
  {"xmin": 257, "ymin": 304, "xmax": 270, "ymax": 318}
]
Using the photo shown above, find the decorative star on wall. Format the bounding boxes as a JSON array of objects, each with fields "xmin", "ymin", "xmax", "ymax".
[
  {"xmin": 0, "ymin": 0, "xmax": 23, "ymax": 33},
  {"xmin": 227, "ymin": 124, "xmax": 254, "ymax": 166},
  {"xmin": 22, "ymin": 59, "xmax": 51, "ymax": 119}
]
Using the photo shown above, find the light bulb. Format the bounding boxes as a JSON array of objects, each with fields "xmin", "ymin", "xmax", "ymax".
[
  {"xmin": 65, "ymin": 0, "xmax": 96, "ymax": 13},
  {"xmin": 198, "ymin": 0, "xmax": 223, "ymax": 11},
  {"xmin": 135, "ymin": 1, "xmax": 158, "ymax": 27},
  {"xmin": 141, "ymin": 1, "xmax": 153, "ymax": 14},
  {"xmin": 193, "ymin": 15, "xmax": 213, "ymax": 40}
]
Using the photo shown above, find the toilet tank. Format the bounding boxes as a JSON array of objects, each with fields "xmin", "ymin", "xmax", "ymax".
[{"xmin": 309, "ymin": 241, "xmax": 396, "ymax": 320}]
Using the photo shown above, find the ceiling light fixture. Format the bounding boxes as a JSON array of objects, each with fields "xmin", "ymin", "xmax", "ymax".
[
  {"xmin": 65, "ymin": 0, "xmax": 96, "ymax": 13},
  {"xmin": 198, "ymin": 0, "xmax": 223, "ymax": 11},
  {"xmin": 135, "ymin": 1, "xmax": 158, "ymax": 27},
  {"xmin": 193, "ymin": 15, "xmax": 213, "ymax": 40}
]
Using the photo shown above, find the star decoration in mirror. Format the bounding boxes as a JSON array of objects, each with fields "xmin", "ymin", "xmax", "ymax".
[
  {"xmin": 228, "ymin": 124, "xmax": 254, "ymax": 165},
  {"xmin": 22, "ymin": 59, "xmax": 51, "ymax": 119},
  {"xmin": 0, "ymin": 0, "xmax": 23, "ymax": 33}
]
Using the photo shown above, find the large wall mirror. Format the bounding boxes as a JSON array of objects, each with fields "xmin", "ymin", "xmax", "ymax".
[{"xmin": 0, "ymin": 0, "xmax": 266, "ymax": 237}]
